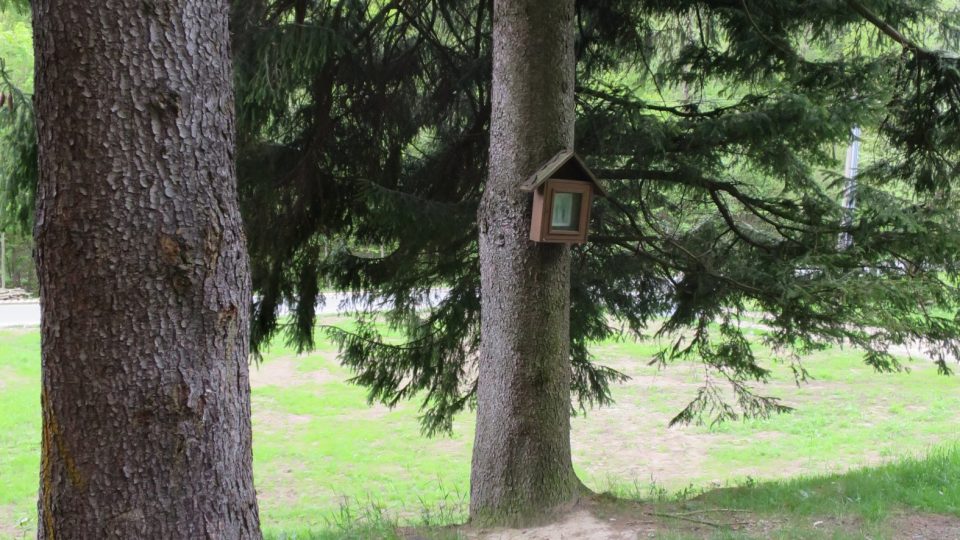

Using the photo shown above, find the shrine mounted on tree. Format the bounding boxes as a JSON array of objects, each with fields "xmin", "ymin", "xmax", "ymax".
[{"xmin": 523, "ymin": 150, "xmax": 605, "ymax": 245}]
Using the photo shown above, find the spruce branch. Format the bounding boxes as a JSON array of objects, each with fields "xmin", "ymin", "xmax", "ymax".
[{"xmin": 846, "ymin": 0, "xmax": 932, "ymax": 56}]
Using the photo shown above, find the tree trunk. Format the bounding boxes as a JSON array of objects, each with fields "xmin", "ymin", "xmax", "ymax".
[
  {"xmin": 32, "ymin": 1, "xmax": 261, "ymax": 537},
  {"xmin": 471, "ymin": 0, "xmax": 580, "ymax": 526}
]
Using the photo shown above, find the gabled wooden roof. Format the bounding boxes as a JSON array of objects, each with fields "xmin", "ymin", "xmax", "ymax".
[{"xmin": 520, "ymin": 150, "xmax": 606, "ymax": 197}]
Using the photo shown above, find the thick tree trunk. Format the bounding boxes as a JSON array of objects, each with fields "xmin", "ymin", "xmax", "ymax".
[
  {"xmin": 32, "ymin": 1, "xmax": 261, "ymax": 537},
  {"xmin": 471, "ymin": 0, "xmax": 580, "ymax": 526}
]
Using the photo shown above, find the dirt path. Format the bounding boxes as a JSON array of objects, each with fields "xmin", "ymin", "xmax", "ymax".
[{"xmin": 411, "ymin": 497, "xmax": 960, "ymax": 540}]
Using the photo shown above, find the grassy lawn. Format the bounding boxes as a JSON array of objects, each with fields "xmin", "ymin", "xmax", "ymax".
[{"xmin": 1, "ymin": 317, "xmax": 959, "ymax": 538}]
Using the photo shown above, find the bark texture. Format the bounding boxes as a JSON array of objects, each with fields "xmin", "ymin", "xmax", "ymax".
[
  {"xmin": 471, "ymin": 0, "xmax": 580, "ymax": 525},
  {"xmin": 32, "ymin": 1, "xmax": 261, "ymax": 537}
]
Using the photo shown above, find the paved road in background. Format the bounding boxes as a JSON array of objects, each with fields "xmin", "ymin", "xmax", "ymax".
[
  {"xmin": 0, "ymin": 292, "xmax": 944, "ymax": 364},
  {"xmin": 0, "ymin": 302, "xmax": 40, "ymax": 328},
  {"xmin": 0, "ymin": 290, "xmax": 448, "ymax": 328}
]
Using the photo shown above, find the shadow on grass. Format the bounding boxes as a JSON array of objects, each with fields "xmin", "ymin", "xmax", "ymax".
[
  {"xmin": 694, "ymin": 444, "xmax": 960, "ymax": 521},
  {"xmin": 265, "ymin": 445, "xmax": 960, "ymax": 539}
]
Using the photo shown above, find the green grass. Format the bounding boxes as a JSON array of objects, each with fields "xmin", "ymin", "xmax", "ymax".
[
  {"xmin": 608, "ymin": 446, "xmax": 960, "ymax": 539},
  {"xmin": 699, "ymin": 446, "xmax": 960, "ymax": 521},
  {"xmin": 2, "ymin": 320, "xmax": 959, "ymax": 538},
  {"xmin": 0, "ymin": 329, "xmax": 41, "ymax": 534},
  {"xmin": 256, "ymin": 447, "xmax": 960, "ymax": 539}
]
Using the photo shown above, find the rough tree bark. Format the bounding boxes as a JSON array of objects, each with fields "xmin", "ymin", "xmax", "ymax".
[
  {"xmin": 32, "ymin": 0, "xmax": 262, "ymax": 537},
  {"xmin": 471, "ymin": 0, "xmax": 581, "ymax": 525}
]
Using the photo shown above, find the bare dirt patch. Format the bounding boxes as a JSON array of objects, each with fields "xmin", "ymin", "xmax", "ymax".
[
  {"xmin": 250, "ymin": 355, "xmax": 337, "ymax": 388},
  {"xmin": 0, "ymin": 503, "xmax": 30, "ymax": 539},
  {"xmin": 440, "ymin": 497, "xmax": 759, "ymax": 540},
  {"xmin": 568, "ymin": 368, "xmax": 801, "ymax": 491},
  {"xmin": 0, "ymin": 367, "xmax": 28, "ymax": 394},
  {"xmin": 253, "ymin": 410, "xmax": 312, "ymax": 432},
  {"xmin": 250, "ymin": 357, "xmax": 299, "ymax": 388},
  {"xmin": 413, "ymin": 498, "xmax": 960, "ymax": 540},
  {"xmin": 567, "ymin": 352, "xmax": 947, "ymax": 494},
  {"xmin": 887, "ymin": 512, "xmax": 960, "ymax": 540},
  {"xmin": 469, "ymin": 509, "xmax": 640, "ymax": 539}
]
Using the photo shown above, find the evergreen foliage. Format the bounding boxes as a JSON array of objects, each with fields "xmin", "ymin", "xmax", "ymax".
[
  {"xmin": 6, "ymin": 1, "xmax": 960, "ymax": 434},
  {"xmin": 234, "ymin": 0, "xmax": 960, "ymax": 433},
  {"xmin": 0, "ymin": 7, "xmax": 35, "ymax": 232},
  {"xmin": 0, "ymin": 67, "xmax": 35, "ymax": 232},
  {"xmin": 0, "ymin": 7, "xmax": 37, "ymax": 291}
]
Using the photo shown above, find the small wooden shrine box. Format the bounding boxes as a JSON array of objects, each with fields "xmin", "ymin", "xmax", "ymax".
[{"xmin": 521, "ymin": 150, "xmax": 605, "ymax": 244}]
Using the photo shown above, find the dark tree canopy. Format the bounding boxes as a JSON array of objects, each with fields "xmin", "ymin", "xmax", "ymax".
[
  {"xmin": 6, "ymin": 0, "xmax": 960, "ymax": 434},
  {"xmin": 231, "ymin": 0, "xmax": 960, "ymax": 433}
]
